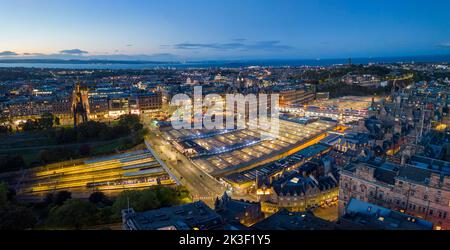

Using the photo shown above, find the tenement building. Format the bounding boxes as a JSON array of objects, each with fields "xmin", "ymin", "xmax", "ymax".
[
  {"xmin": 339, "ymin": 161, "xmax": 450, "ymax": 230},
  {"xmin": 275, "ymin": 84, "xmax": 316, "ymax": 108},
  {"xmin": 214, "ymin": 192, "xmax": 264, "ymax": 227},
  {"xmin": 258, "ymin": 162, "xmax": 339, "ymax": 214},
  {"xmin": 135, "ymin": 92, "xmax": 162, "ymax": 113}
]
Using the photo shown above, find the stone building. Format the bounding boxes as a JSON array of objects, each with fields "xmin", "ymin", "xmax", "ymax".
[
  {"xmin": 277, "ymin": 85, "xmax": 316, "ymax": 108},
  {"xmin": 339, "ymin": 161, "xmax": 450, "ymax": 230},
  {"xmin": 258, "ymin": 162, "xmax": 339, "ymax": 214},
  {"xmin": 135, "ymin": 92, "xmax": 162, "ymax": 113},
  {"xmin": 214, "ymin": 192, "xmax": 264, "ymax": 227}
]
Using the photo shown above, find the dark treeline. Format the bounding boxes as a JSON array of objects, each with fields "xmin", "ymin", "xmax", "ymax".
[
  {"xmin": 19, "ymin": 113, "xmax": 143, "ymax": 144},
  {"xmin": 0, "ymin": 114, "xmax": 147, "ymax": 172},
  {"xmin": 51, "ymin": 115, "xmax": 143, "ymax": 144},
  {"xmin": 19, "ymin": 112, "xmax": 60, "ymax": 131},
  {"xmin": 0, "ymin": 125, "xmax": 13, "ymax": 134},
  {"xmin": 318, "ymin": 83, "xmax": 392, "ymax": 98},
  {"xmin": 0, "ymin": 155, "xmax": 26, "ymax": 172},
  {"xmin": 38, "ymin": 114, "xmax": 146, "ymax": 164},
  {"xmin": 288, "ymin": 64, "xmax": 394, "ymax": 83}
]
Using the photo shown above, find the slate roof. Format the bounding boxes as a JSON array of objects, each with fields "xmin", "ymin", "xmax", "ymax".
[
  {"xmin": 342, "ymin": 198, "xmax": 433, "ymax": 230},
  {"xmin": 374, "ymin": 168, "xmax": 397, "ymax": 185},
  {"xmin": 251, "ymin": 210, "xmax": 336, "ymax": 230},
  {"xmin": 123, "ymin": 201, "xmax": 224, "ymax": 230},
  {"xmin": 272, "ymin": 171, "xmax": 339, "ymax": 196},
  {"xmin": 397, "ymin": 166, "xmax": 432, "ymax": 184}
]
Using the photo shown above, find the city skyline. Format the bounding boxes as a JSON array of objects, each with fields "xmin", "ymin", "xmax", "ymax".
[
  {"xmin": 1, "ymin": 0, "xmax": 450, "ymax": 61},
  {"xmin": 0, "ymin": 0, "xmax": 450, "ymax": 236}
]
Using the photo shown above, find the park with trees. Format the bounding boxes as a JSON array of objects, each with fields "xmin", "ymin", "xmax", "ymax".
[{"xmin": 0, "ymin": 114, "xmax": 148, "ymax": 173}]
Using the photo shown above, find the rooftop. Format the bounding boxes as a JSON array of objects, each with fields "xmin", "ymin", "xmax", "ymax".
[
  {"xmin": 251, "ymin": 209, "xmax": 336, "ymax": 230},
  {"xmin": 122, "ymin": 201, "xmax": 224, "ymax": 230},
  {"xmin": 223, "ymin": 143, "xmax": 331, "ymax": 185},
  {"xmin": 272, "ymin": 169, "xmax": 339, "ymax": 196},
  {"xmin": 341, "ymin": 198, "xmax": 433, "ymax": 230},
  {"xmin": 344, "ymin": 160, "xmax": 450, "ymax": 186}
]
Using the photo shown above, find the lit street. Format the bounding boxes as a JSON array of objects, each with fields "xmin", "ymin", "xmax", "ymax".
[{"xmin": 145, "ymin": 130, "xmax": 227, "ymax": 206}]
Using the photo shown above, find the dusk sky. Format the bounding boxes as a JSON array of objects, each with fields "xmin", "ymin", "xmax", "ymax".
[{"xmin": 1, "ymin": 0, "xmax": 450, "ymax": 60}]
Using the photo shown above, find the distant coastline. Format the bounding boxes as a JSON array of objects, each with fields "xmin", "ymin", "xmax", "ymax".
[{"xmin": 0, "ymin": 54, "xmax": 449, "ymax": 69}]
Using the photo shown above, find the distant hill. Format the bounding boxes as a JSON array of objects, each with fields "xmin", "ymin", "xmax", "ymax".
[{"xmin": 0, "ymin": 58, "xmax": 177, "ymax": 65}]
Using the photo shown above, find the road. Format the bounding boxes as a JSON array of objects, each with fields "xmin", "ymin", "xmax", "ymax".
[
  {"xmin": 312, "ymin": 205, "xmax": 339, "ymax": 222},
  {"xmin": 145, "ymin": 130, "xmax": 227, "ymax": 206}
]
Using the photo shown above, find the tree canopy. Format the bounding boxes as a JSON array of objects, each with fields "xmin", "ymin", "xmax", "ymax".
[{"xmin": 46, "ymin": 199, "xmax": 98, "ymax": 229}]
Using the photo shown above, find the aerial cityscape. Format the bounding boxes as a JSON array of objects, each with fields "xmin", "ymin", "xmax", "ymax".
[{"xmin": 0, "ymin": 0, "xmax": 449, "ymax": 241}]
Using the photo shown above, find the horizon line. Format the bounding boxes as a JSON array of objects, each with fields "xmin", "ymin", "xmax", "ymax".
[{"xmin": 0, "ymin": 53, "xmax": 450, "ymax": 64}]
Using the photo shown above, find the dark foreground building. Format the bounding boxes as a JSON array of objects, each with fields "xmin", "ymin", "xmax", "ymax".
[
  {"xmin": 339, "ymin": 198, "xmax": 433, "ymax": 230},
  {"xmin": 122, "ymin": 201, "xmax": 224, "ymax": 230},
  {"xmin": 251, "ymin": 209, "xmax": 336, "ymax": 230}
]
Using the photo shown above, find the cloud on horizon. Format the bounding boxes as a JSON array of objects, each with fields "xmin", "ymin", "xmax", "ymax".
[
  {"xmin": 172, "ymin": 40, "xmax": 293, "ymax": 51},
  {"xmin": 59, "ymin": 49, "xmax": 89, "ymax": 55},
  {"xmin": 0, "ymin": 51, "xmax": 18, "ymax": 56},
  {"xmin": 439, "ymin": 42, "xmax": 450, "ymax": 48},
  {"xmin": 23, "ymin": 52, "xmax": 45, "ymax": 56}
]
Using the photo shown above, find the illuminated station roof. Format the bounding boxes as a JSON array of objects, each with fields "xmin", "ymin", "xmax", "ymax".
[{"xmin": 164, "ymin": 119, "xmax": 336, "ymax": 176}]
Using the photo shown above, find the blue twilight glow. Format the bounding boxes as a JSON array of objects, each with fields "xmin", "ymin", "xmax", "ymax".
[{"xmin": 0, "ymin": 0, "xmax": 449, "ymax": 60}]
